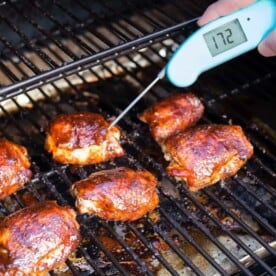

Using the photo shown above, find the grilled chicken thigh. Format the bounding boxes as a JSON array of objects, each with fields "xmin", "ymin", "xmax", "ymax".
[
  {"xmin": 0, "ymin": 201, "xmax": 80, "ymax": 275},
  {"xmin": 138, "ymin": 93, "xmax": 204, "ymax": 143},
  {"xmin": 71, "ymin": 167, "xmax": 159, "ymax": 221},
  {"xmin": 162, "ymin": 125, "xmax": 253, "ymax": 192},
  {"xmin": 0, "ymin": 139, "xmax": 32, "ymax": 199},
  {"xmin": 45, "ymin": 112, "xmax": 125, "ymax": 165}
]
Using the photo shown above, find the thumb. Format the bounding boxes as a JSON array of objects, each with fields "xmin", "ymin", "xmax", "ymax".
[{"xmin": 258, "ymin": 29, "xmax": 276, "ymax": 57}]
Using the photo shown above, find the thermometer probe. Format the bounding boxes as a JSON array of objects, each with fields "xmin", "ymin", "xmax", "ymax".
[{"xmin": 109, "ymin": 0, "xmax": 276, "ymax": 128}]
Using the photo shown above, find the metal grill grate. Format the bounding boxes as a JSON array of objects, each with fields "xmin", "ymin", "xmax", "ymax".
[
  {"xmin": 0, "ymin": 0, "xmax": 275, "ymax": 275},
  {"xmin": 0, "ymin": 0, "xmax": 212, "ymax": 97},
  {"xmin": 0, "ymin": 43, "xmax": 275, "ymax": 275}
]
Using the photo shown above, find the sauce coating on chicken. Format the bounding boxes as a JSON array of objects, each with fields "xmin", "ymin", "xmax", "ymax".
[
  {"xmin": 45, "ymin": 112, "xmax": 125, "ymax": 165},
  {"xmin": 0, "ymin": 201, "xmax": 80, "ymax": 275},
  {"xmin": 162, "ymin": 125, "xmax": 253, "ymax": 192},
  {"xmin": 71, "ymin": 167, "xmax": 159, "ymax": 221},
  {"xmin": 0, "ymin": 139, "xmax": 32, "ymax": 199},
  {"xmin": 138, "ymin": 93, "xmax": 204, "ymax": 143}
]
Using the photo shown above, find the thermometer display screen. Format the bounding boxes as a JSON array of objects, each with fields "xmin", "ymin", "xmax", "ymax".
[{"xmin": 203, "ymin": 19, "xmax": 247, "ymax": 57}]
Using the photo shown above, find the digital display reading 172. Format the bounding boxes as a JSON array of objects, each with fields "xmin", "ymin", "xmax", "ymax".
[{"xmin": 203, "ymin": 19, "xmax": 248, "ymax": 57}]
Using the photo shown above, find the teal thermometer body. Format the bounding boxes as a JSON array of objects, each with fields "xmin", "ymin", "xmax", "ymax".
[{"xmin": 166, "ymin": 0, "xmax": 276, "ymax": 87}]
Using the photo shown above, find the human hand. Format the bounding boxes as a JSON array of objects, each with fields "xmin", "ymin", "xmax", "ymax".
[{"xmin": 198, "ymin": 0, "xmax": 276, "ymax": 57}]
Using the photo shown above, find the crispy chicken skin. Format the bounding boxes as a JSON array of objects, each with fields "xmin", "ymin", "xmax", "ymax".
[
  {"xmin": 0, "ymin": 139, "xmax": 32, "ymax": 200},
  {"xmin": 71, "ymin": 167, "xmax": 159, "ymax": 221},
  {"xmin": 138, "ymin": 93, "xmax": 204, "ymax": 143},
  {"xmin": 45, "ymin": 112, "xmax": 125, "ymax": 165},
  {"xmin": 0, "ymin": 201, "xmax": 80, "ymax": 275},
  {"xmin": 162, "ymin": 125, "xmax": 254, "ymax": 192}
]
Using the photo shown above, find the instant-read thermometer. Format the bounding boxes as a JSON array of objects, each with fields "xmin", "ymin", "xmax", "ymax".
[{"xmin": 109, "ymin": 0, "xmax": 276, "ymax": 128}]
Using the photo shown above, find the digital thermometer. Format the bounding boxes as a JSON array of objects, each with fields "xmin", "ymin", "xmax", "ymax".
[
  {"xmin": 166, "ymin": 0, "xmax": 276, "ymax": 87},
  {"xmin": 109, "ymin": 0, "xmax": 276, "ymax": 128}
]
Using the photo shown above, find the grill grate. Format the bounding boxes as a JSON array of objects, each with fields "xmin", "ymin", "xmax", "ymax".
[
  {"xmin": 0, "ymin": 0, "xmax": 275, "ymax": 275},
  {"xmin": 0, "ymin": 43, "xmax": 275, "ymax": 275},
  {"xmin": 0, "ymin": 0, "xmax": 212, "ymax": 97}
]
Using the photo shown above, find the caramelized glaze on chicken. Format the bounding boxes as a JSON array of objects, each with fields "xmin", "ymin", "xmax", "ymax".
[
  {"xmin": 71, "ymin": 167, "xmax": 159, "ymax": 221},
  {"xmin": 0, "ymin": 201, "xmax": 80, "ymax": 275},
  {"xmin": 138, "ymin": 93, "xmax": 204, "ymax": 143},
  {"xmin": 45, "ymin": 112, "xmax": 125, "ymax": 165},
  {"xmin": 0, "ymin": 139, "xmax": 32, "ymax": 199},
  {"xmin": 162, "ymin": 125, "xmax": 253, "ymax": 192}
]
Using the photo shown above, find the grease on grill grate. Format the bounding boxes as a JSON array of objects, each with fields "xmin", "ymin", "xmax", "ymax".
[{"xmin": 0, "ymin": 67, "xmax": 275, "ymax": 275}]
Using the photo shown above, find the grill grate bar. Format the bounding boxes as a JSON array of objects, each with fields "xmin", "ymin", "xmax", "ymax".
[
  {"xmin": 0, "ymin": 105, "xmax": 32, "ymax": 138},
  {"xmin": 0, "ymin": 35, "xmax": 39, "ymax": 75},
  {"xmin": 217, "ymin": 185, "xmax": 276, "ymax": 236},
  {"xmin": 0, "ymin": 59, "xmax": 19, "ymax": 83},
  {"xmin": 6, "ymin": 0, "xmax": 78, "ymax": 60},
  {"xmin": 126, "ymin": 221, "xmax": 181, "ymax": 275},
  {"xmin": 51, "ymin": 0, "xmax": 133, "ymax": 60},
  {"xmin": 0, "ymin": 14, "xmax": 58, "ymax": 69},
  {"xmin": 72, "ymin": 0, "xmax": 133, "ymax": 44},
  {"xmin": 244, "ymin": 168, "xmax": 276, "ymax": 196},
  {"xmin": 157, "ymin": 205, "xmax": 233, "ymax": 275},
  {"xmin": 100, "ymin": 220, "xmax": 155, "ymax": 276},
  {"xmin": 160, "ymin": 170, "xmax": 275, "ymax": 273},
  {"xmin": 233, "ymin": 178, "xmax": 276, "ymax": 215},
  {"xmin": 77, "ymin": 246, "xmax": 106, "ymax": 276},
  {"xmin": 145, "ymin": 216, "xmax": 204, "ymax": 276},
  {"xmin": 203, "ymin": 188, "xmax": 276, "ymax": 255},
  {"xmin": 159, "ymin": 191, "xmax": 255, "ymax": 275},
  {"xmin": 80, "ymin": 224, "xmax": 131, "ymax": 276},
  {"xmin": 101, "ymin": 1, "xmax": 173, "ymax": 39},
  {"xmin": 250, "ymin": 156, "xmax": 276, "ymax": 178},
  {"xmin": 160, "ymin": 190, "xmax": 258, "ymax": 274},
  {"xmin": 2, "ymin": 51, "xmax": 37, "ymax": 84},
  {"xmin": 202, "ymin": 192, "xmax": 276, "ymax": 274},
  {"xmin": 28, "ymin": 0, "xmax": 93, "ymax": 56}
]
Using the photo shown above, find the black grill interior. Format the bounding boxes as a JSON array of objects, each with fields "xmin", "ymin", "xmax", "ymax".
[{"xmin": 0, "ymin": 0, "xmax": 275, "ymax": 275}]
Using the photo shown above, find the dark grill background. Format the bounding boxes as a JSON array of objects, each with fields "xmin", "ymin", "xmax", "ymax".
[{"xmin": 0, "ymin": 0, "xmax": 275, "ymax": 275}]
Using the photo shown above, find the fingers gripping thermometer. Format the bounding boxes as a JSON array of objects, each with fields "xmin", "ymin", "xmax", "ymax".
[{"xmin": 109, "ymin": 0, "xmax": 276, "ymax": 128}]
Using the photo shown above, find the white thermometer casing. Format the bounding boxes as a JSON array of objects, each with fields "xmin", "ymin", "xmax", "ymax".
[{"xmin": 166, "ymin": 0, "xmax": 276, "ymax": 87}]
